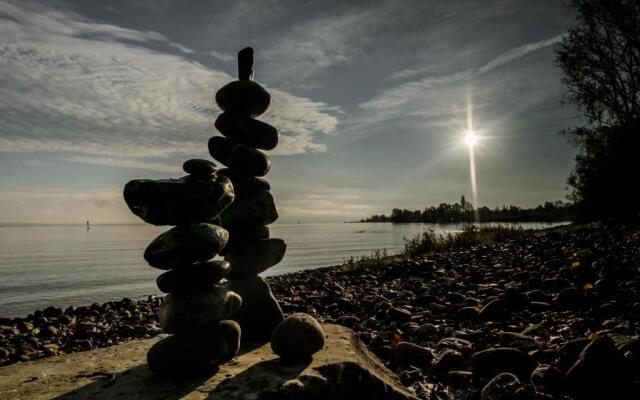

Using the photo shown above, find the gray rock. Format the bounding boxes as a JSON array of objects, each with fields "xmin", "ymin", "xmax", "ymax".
[
  {"xmin": 433, "ymin": 349, "xmax": 468, "ymax": 373},
  {"xmin": 387, "ymin": 307, "xmax": 412, "ymax": 323},
  {"xmin": 144, "ymin": 224, "xmax": 228, "ymax": 269},
  {"xmin": 218, "ymin": 189, "xmax": 278, "ymax": 228},
  {"xmin": 530, "ymin": 364, "xmax": 566, "ymax": 394},
  {"xmin": 480, "ymin": 373, "xmax": 526, "ymax": 400},
  {"xmin": 156, "ymin": 260, "xmax": 230, "ymax": 293},
  {"xmin": 237, "ymin": 47, "xmax": 253, "ymax": 81},
  {"xmin": 159, "ymin": 287, "xmax": 242, "ymax": 333},
  {"xmin": 215, "ymin": 80, "xmax": 271, "ymax": 118},
  {"xmin": 229, "ymin": 144, "xmax": 272, "ymax": 177},
  {"xmin": 271, "ymin": 313, "xmax": 325, "ymax": 360},
  {"xmin": 208, "ymin": 136, "xmax": 236, "ymax": 166},
  {"xmin": 221, "ymin": 225, "xmax": 270, "ymax": 256},
  {"xmin": 183, "ymin": 158, "xmax": 217, "ymax": 177},
  {"xmin": 226, "ymin": 276, "xmax": 284, "ymax": 341},
  {"xmin": 124, "ymin": 175, "xmax": 233, "ymax": 226},
  {"xmin": 567, "ymin": 336, "xmax": 633, "ymax": 399},
  {"xmin": 217, "ymin": 168, "xmax": 270, "ymax": 194},
  {"xmin": 215, "ymin": 112, "xmax": 278, "ymax": 150},
  {"xmin": 147, "ymin": 320, "xmax": 240, "ymax": 377},
  {"xmin": 412, "ymin": 322, "xmax": 439, "ymax": 339},
  {"xmin": 394, "ymin": 342, "xmax": 433, "ymax": 367},
  {"xmin": 472, "ymin": 347, "xmax": 537, "ymax": 380},
  {"xmin": 478, "ymin": 299, "xmax": 507, "ymax": 321},
  {"xmin": 208, "ymin": 137, "xmax": 271, "ymax": 177},
  {"xmin": 225, "ymin": 238, "xmax": 286, "ymax": 279}
]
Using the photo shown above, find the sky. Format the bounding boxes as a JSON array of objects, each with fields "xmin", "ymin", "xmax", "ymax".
[{"xmin": 0, "ymin": 0, "xmax": 580, "ymax": 224}]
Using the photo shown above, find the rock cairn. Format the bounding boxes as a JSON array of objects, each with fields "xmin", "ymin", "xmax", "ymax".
[
  {"xmin": 211, "ymin": 47, "xmax": 286, "ymax": 341},
  {"xmin": 123, "ymin": 130, "xmax": 242, "ymax": 374}
]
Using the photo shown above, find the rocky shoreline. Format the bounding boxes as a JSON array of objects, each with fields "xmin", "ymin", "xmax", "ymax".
[{"xmin": 2, "ymin": 223, "xmax": 639, "ymax": 399}]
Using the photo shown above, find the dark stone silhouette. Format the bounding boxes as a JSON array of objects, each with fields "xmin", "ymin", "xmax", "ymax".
[
  {"xmin": 123, "ymin": 175, "xmax": 233, "ymax": 225},
  {"xmin": 122, "ymin": 48, "xmax": 293, "ymax": 377},
  {"xmin": 238, "ymin": 46, "xmax": 254, "ymax": 81},
  {"xmin": 212, "ymin": 47, "xmax": 286, "ymax": 341}
]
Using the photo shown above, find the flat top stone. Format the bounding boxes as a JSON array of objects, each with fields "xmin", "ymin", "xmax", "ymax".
[{"xmin": 0, "ymin": 324, "xmax": 417, "ymax": 400}]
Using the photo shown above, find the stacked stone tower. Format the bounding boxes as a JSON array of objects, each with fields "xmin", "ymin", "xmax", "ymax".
[
  {"xmin": 122, "ymin": 47, "xmax": 285, "ymax": 376},
  {"xmin": 123, "ymin": 163, "xmax": 242, "ymax": 376},
  {"xmin": 122, "ymin": 90, "xmax": 250, "ymax": 375},
  {"xmin": 211, "ymin": 47, "xmax": 286, "ymax": 341}
]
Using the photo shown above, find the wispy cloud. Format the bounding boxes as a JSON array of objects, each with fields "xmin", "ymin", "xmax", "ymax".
[
  {"xmin": 261, "ymin": 4, "xmax": 393, "ymax": 88},
  {"xmin": 62, "ymin": 155, "xmax": 180, "ymax": 173},
  {"xmin": 476, "ymin": 34, "xmax": 565, "ymax": 75},
  {"xmin": 0, "ymin": 0, "xmax": 340, "ymax": 165}
]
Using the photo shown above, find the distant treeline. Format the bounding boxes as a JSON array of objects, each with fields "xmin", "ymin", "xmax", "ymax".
[{"xmin": 360, "ymin": 196, "xmax": 573, "ymax": 223}]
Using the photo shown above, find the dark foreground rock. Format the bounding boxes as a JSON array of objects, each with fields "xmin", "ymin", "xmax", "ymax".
[
  {"xmin": 0, "ymin": 324, "xmax": 418, "ymax": 400},
  {"xmin": 225, "ymin": 276, "xmax": 284, "ymax": 341},
  {"xmin": 147, "ymin": 320, "xmax": 240, "ymax": 377}
]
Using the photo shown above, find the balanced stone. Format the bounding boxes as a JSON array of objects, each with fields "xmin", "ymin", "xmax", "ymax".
[
  {"xmin": 225, "ymin": 238, "xmax": 287, "ymax": 279},
  {"xmin": 220, "ymin": 225, "xmax": 270, "ymax": 256},
  {"xmin": 271, "ymin": 313, "xmax": 325, "ymax": 360},
  {"xmin": 225, "ymin": 276, "xmax": 284, "ymax": 341},
  {"xmin": 238, "ymin": 47, "xmax": 253, "ymax": 81},
  {"xmin": 218, "ymin": 168, "xmax": 270, "ymax": 194},
  {"xmin": 208, "ymin": 136, "xmax": 236, "ymax": 166},
  {"xmin": 159, "ymin": 287, "xmax": 242, "ymax": 333},
  {"xmin": 208, "ymin": 137, "xmax": 271, "ymax": 177},
  {"xmin": 156, "ymin": 260, "xmax": 230, "ymax": 293},
  {"xmin": 144, "ymin": 224, "xmax": 229, "ymax": 269},
  {"xmin": 229, "ymin": 144, "xmax": 271, "ymax": 176},
  {"xmin": 123, "ymin": 175, "xmax": 233, "ymax": 226},
  {"xmin": 218, "ymin": 189, "xmax": 278, "ymax": 228},
  {"xmin": 147, "ymin": 320, "xmax": 241, "ymax": 377},
  {"xmin": 183, "ymin": 158, "xmax": 217, "ymax": 177},
  {"xmin": 215, "ymin": 113, "xmax": 278, "ymax": 150},
  {"xmin": 215, "ymin": 80, "xmax": 270, "ymax": 118}
]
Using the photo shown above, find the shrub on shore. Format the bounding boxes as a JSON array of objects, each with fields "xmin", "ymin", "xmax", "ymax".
[{"xmin": 402, "ymin": 225, "xmax": 531, "ymax": 258}]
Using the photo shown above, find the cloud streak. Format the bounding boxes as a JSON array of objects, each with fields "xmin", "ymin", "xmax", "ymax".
[
  {"xmin": 476, "ymin": 34, "xmax": 565, "ymax": 75},
  {"xmin": 0, "ymin": 0, "xmax": 340, "ymax": 165}
]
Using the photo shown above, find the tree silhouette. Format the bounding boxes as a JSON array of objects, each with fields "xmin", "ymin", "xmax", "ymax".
[{"xmin": 555, "ymin": 0, "xmax": 640, "ymax": 220}]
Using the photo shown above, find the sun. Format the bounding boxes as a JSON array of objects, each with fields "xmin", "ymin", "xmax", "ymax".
[{"xmin": 464, "ymin": 130, "xmax": 477, "ymax": 146}]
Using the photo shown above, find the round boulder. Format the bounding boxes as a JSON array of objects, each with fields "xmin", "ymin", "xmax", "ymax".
[
  {"xmin": 156, "ymin": 260, "xmax": 230, "ymax": 293},
  {"xmin": 225, "ymin": 238, "xmax": 287, "ymax": 279},
  {"xmin": 183, "ymin": 158, "xmax": 217, "ymax": 177},
  {"xmin": 215, "ymin": 80, "xmax": 271, "ymax": 118},
  {"xmin": 147, "ymin": 320, "xmax": 240, "ymax": 377},
  {"xmin": 159, "ymin": 287, "xmax": 242, "ymax": 333},
  {"xmin": 215, "ymin": 113, "xmax": 278, "ymax": 150},
  {"xmin": 144, "ymin": 224, "xmax": 228, "ymax": 269},
  {"xmin": 480, "ymin": 373, "xmax": 526, "ymax": 400},
  {"xmin": 271, "ymin": 313, "xmax": 325, "ymax": 360}
]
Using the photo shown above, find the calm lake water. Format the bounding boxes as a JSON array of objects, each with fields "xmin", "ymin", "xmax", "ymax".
[{"xmin": 0, "ymin": 222, "xmax": 563, "ymax": 317}]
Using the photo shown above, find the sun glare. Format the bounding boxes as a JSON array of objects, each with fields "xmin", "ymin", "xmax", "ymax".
[{"xmin": 464, "ymin": 130, "xmax": 477, "ymax": 147}]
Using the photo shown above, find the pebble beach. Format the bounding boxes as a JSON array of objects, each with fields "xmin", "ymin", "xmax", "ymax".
[{"xmin": 1, "ymin": 223, "xmax": 639, "ymax": 399}]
